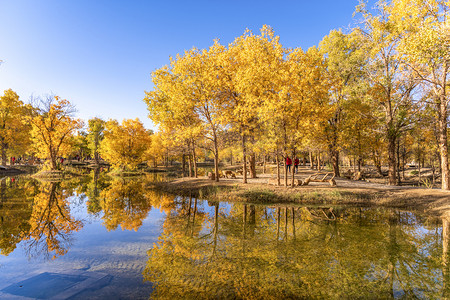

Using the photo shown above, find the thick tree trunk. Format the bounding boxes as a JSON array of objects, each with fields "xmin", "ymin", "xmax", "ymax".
[
  {"xmin": 309, "ymin": 151, "xmax": 314, "ymax": 170},
  {"xmin": 249, "ymin": 153, "xmax": 257, "ymax": 178},
  {"xmin": 387, "ymin": 134, "xmax": 397, "ymax": 185},
  {"xmin": 330, "ymin": 148, "xmax": 340, "ymax": 177},
  {"xmin": 1, "ymin": 145, "xmax": 6, "ymax": 166}
]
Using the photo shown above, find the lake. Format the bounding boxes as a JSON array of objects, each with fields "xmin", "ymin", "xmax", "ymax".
[{"xmin": 0, "ymin": 173, "xmax": 448, "ymax": 299}]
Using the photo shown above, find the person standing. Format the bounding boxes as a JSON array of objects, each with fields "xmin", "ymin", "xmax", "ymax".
[
  {"xmin": 286, "ymin": 156, "xmax": 292, "ymax": 173},
  {"xmin": 294, "ymin": 157, "xmax": 299, "ymax": 173}
]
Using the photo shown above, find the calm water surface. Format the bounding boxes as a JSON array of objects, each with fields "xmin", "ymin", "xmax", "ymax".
[{"xmin": 0, "ymin": 173, "xmax": 449, "ymax": 299}]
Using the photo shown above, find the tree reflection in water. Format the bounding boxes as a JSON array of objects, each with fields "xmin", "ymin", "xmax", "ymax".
[
  {"xmin": 0, "ymin": 174, "xmax": 176, "ymax": 260},
  {"xmin": 0, "ymin": 178, "xmax": 83, "ymax": 260},
  {"xmin": 144, "ymin": 202, "xmax": 449, "ymax": 299},
  {"xmin": 25, "ymin": 181, "xmax": 83, "ymax": 259},
  {"xmin": 99, "ymin": 176, "xmax": 156, "ymax": 231},
  {"xmin": 0, "ymin": 177, "xmax": 36, "ymax": 256},
  {"xmin": 1, "ymin": 175, "xmax": 450, "ymax": 298}
]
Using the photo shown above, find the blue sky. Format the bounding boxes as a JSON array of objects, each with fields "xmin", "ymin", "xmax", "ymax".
[{"xmin": 0, "ymin": 0, "xmax": 370, "ymax": 131}]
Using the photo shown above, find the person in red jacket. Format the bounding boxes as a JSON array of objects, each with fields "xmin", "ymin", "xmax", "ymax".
[
  {"xmin": 294, "ymin": 157, "xmax": 300, "ymax": 173},
  {"xmin": 286, "ymin": 156, "xmax": 292, "ymax": 173}
]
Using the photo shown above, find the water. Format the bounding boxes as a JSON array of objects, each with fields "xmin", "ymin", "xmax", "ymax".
[{"xmin": 0, "ymin": 174, "xmax": 448, "ymax": 299}]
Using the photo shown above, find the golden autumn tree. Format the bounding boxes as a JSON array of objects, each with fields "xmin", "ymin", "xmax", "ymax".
[
  {"xmin": 0, "ymin": 89, "xmax": 31, "ymax": 166},
  {"xmin": 146, "ymin": 42, "xmax": 227, "ymax": 181},
  {"xmin": 224, "ymin": 25, "xmax": 285, "ymax": 183},
  {"xmin": 387, "ymin": 0, "xmax": 450, "ymax": 189},
  {"xmin": 87, "ymin": 117, "xmax": 105, "ymax": 164},
  {"xmin": 285, "ymin": 47, "xmax": 331, "ymax": 186},
  {"xmin": 29, "ymin": 96, "xmax": 83, "ymax": 170},
  {"xmin": 356, "ymin": 2, "xmax": 419, "ymax": 185},
  {"xmin": 318, "ymin": 29, "xmax": 366, "ymax": 177},
  {"xmin": 99, "ymin": 118, "xmax": 152, "ymax": 171},
  {"xmin": 259, "ymin": 45, "xmax": 330, "ymax": 187},
  {"xmin": 144, "ymin": 66, "xmax": 204, "ymax": 177},
  {"xmin": 144, "ymin": 131, "xmax": 169, "ymax": 168}
]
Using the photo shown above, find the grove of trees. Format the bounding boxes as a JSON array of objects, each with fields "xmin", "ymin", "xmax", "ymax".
[{"xmin": 144, "ymin": 0, "xmax": 450, "ymax": 190}]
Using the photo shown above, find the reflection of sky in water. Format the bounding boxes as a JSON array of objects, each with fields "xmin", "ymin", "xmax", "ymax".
[
  {"xmin": 0, "ymin": 193, "xmax": 164, "ymax": 299},
  {"xmin": 0, "ymin": 176, "xmax": 448, "ymax": 299}
]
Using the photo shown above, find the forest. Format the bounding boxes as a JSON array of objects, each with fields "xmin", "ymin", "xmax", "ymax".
[
  {"xmin": 144, "ymin": 0, "xmax": 450, "ymax": 190},
  {"xmin": 0, "ymin": 0, "xmax": 449, "ymax": 190}
]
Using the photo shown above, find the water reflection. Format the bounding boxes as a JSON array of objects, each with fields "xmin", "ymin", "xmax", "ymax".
[
  {"xmin": 144, "ymin": 201, "xmax": 448, "ymax": 299},
  {"xmin": 0, "ymin": 177, "xmax": 36, "ymax": 256},
  {"xmin": 1, "ymin": 174, "xmax": 450, "ymax": 298},
  {"xmin": 0, "ymin": 178, "xmax": 84, "ymax": 259},
  {"xmin": 0, "ymin": 173, "xmax": 175, "ymax": 260}
]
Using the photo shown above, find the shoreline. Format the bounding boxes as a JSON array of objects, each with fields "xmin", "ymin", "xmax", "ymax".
[{"xmin": 150, "ymin": 174, "xmax": 450, "ymax": 218}]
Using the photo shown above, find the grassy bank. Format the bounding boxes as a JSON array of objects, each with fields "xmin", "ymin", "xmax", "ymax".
[{"xmin": 150, "ymin": 177, "xmax": 450, "ymax": 217}]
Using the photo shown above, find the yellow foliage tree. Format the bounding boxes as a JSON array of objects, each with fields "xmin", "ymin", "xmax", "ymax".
[
  {"xmin": 0, "ymin": 89, "xmax": 31, "ymax": 166},
  {"xmin": 224, "ymin": 25, "xmax": 285, "ymax": 183},
  {"xmin": 29, "ymin": 96, "xmax": 83, "ymax": 170},
  {"xmin": 99, "ymin": 118, "xmax": 152, "ymax": 171},
  {"xmin": 387, "ymin": 0, "xmax": 450, "ymax": 190}
]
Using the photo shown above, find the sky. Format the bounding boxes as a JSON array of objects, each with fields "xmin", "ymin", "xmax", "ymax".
[{"xmin": 0, "ymin": 0, "xmax": 373, "ymax": 131}]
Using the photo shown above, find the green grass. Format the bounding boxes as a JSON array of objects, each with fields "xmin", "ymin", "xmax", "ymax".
[{"xmin": 238, "ymin": 189, "xmax": 278, "ymax": 202}]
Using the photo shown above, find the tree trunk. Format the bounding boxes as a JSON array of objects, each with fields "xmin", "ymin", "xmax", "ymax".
[
  {"xmin": 291, "ymin": 148, "xmax": 296, "ymax": 188},
  {"xmin": 309, "ymin": 151, "xmax": 314, "ymax": 170},
  {"xmin": 373, "ymin": 150, "xmax": 383, "ymax": 176},
  {"xmin": 242, "ymin": 134, "xmax": 247, "ymax": 184},
  {"xmin": 1, "ymin": 145, "xmax": 6, "ymax": 166},
  {"xmin": 418, "ymin": 158, "xmax": 422, "ymax": 184},
  {"xmin": 263, "ymin": 155, "xmax": 266, "ymax": 174},
  {"xmin": 192, "ymin": 141, "xmax": 198, "ymax": 178},
  {"xmin": 276, "ymin": 149, "xmax": 281, "ymax": 186},
  {"xmin": 317, "ymin": 152, "xmax": 321, "ymax": 171},
  {"xmin": 387, "ymin": 134, "xmax": 397, "ymax": 185},
  {"xmin": 188, "ymin": 154, "xmax": 192, "ymax": 177},
  {"xmin": 330, "ymin": 148, "xmax": 340, "ymax": 177},
  {"xmin": 397, "ymin": 137, "xmax": 401, "ymax": 185},
  {"xmin": 284, "ymin": 155, "xmax": 288, "ymax": 187},
  {"xmin": 249, "ymin": 153, "xmax": 256, "ymax": 178},
  {"xmin": 165, "ymin": 149, "xmax": 169, "ymax": 167},
  {"xmin": 439, "ymin": 92, "xmax": 449, "ymax": 190}
]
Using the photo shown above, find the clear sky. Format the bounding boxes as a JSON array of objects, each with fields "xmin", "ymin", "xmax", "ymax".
[{"xmin": 0, "ymin": 0, "xmax": 372, "ymax": 131}]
